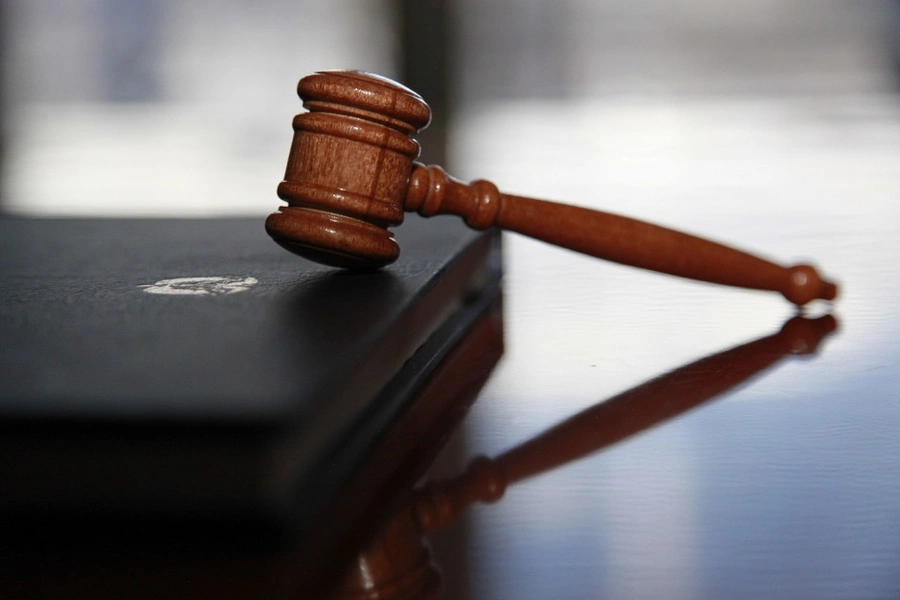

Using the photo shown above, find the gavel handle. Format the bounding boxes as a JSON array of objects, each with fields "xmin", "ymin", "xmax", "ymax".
[{"xmin": 406, "ymin": 164, "xmax": 837, "ymax": 305}]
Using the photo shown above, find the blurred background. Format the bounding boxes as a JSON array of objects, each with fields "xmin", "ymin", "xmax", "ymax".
[
  {"xmin": 2, "ymin": 1, "xmax": 897, "ymax": 217},
  {"xmin": 4, "ymin": 2, "xmax": 900, "ymax": 598}
]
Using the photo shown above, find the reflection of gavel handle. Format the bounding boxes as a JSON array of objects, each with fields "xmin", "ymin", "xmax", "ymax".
[
  {"xmin": 414, "ymin": 314, "xmax": 837, "ymax": 533},
  {"xmin": 265, "ymin": 70, "xmax": 838, "ymax": 306},
  {"xmin": 407, "ymin": 164, "xmax": 837, "ymax": 305}
]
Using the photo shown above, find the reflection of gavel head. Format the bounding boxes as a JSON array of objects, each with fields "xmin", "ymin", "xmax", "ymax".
[{"xmin": 266, "ymin": 70, "xmax": 838, "ymax": 305}]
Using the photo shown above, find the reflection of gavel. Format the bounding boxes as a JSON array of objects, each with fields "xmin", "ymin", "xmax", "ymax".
[
  {"xmin": 266, "ymin": 70, "xmax": 837, "ymax": 306},
  {"xmin": 336, "ymin": 314, "xmax": 838, "ymax": 599}
]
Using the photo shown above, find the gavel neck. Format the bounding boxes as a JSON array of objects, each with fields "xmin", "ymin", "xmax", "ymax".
[{"xmin": 406, "ymin": 163, "xmax": 505, "ymax": 230}]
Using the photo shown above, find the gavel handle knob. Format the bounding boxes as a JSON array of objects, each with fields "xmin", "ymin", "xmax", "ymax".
[{"xmin": 406, "ymin": 164, "xmax": 837, "ymax": 306}]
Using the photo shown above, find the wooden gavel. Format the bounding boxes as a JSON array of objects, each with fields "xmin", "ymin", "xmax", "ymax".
[{"xmin": 266, "ymin": 70, "xmax": 838, "ymax": 306}]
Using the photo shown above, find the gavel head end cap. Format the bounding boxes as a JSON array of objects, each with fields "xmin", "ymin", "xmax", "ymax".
[
  {"xmin": 299, "ymin": 70, "xmax": 432, "ymax": 135},
  {"xmin": 265, "ymin": 207, "xmax": 400, "ymax": 270}
]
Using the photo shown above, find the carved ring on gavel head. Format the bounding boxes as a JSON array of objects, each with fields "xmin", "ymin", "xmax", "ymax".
[{"xmin": 265, "ymin": 70, "xmax": 838, "ymax": 306}]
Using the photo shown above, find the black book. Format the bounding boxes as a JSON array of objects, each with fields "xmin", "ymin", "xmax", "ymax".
[{"xmin": 0, "ymin": 216, "xmax": 501, "ymax": 535}]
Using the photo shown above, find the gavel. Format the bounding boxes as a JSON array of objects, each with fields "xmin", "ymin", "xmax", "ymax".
[{"xmin": 265, "ymin": 70, "xmax": 838, "ymax": 306}]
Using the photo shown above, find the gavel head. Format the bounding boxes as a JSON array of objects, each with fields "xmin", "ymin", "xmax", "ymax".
[{"xmin": 265, "ymin": 70, "xmax": 432, "ymax": 269}]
